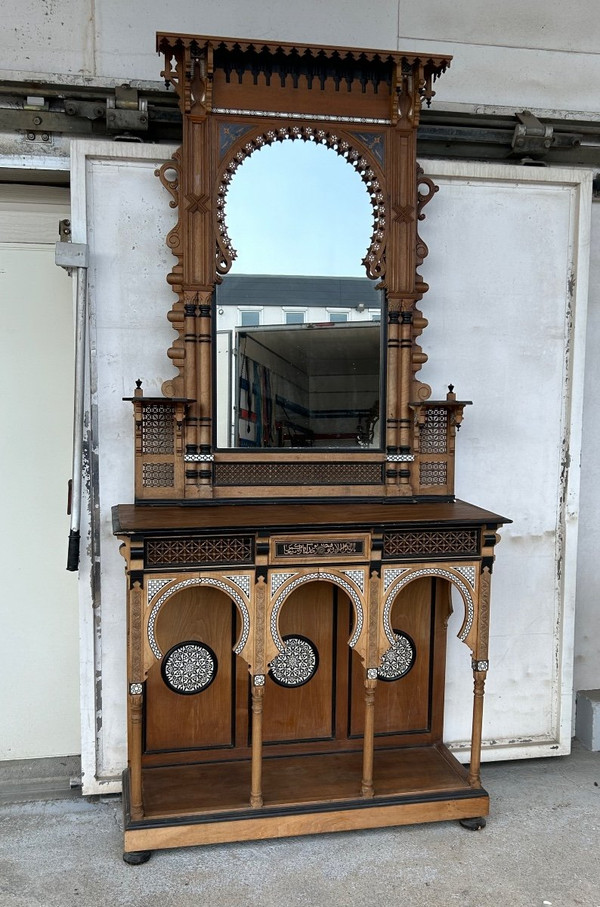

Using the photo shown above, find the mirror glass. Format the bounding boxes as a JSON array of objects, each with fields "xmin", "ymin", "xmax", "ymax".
[{"xmin": 215, "ymin": 139, "xmax": 383, "ymax": 450}]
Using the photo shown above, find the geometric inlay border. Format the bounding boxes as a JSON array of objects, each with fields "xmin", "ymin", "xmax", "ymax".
[
  {"xmin": 148, "ymin": 577, "xmax": 250, "ymax": 659},
  {"xmin": 271, "ymin": 572, "xmax": 297, "ymax": 598},
  {"xmin": 455, "ymin": 565, "xmax": 476, "ymax": 589},
  {"xmin": 383, "ymin": 567, "xmax": 410, "ymax": 593},
  {"xmin": 225, "ymin": 573, "xmax": 252, "ymax": 598},
  {"xmin": 147, "ymin": 578, "xmax": 172, "ymax": 604},
  {"xmin": 342, "ymin": 569, "xmax": 366, "ymax": 594},
  {"xmin": 382, "ymin": 566, "xmax": 475, "ymax": 645},
  {"xmin": 270, "ymin": 571, "xmax": 364, "ymax": 651}
]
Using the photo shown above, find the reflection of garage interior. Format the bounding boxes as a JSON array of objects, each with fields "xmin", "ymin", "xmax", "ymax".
[{"xmin": 236, "ymin": 322, "xmax": 380, "ymax": 447}]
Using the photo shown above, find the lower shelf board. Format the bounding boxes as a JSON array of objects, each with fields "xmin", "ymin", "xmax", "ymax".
[{"xmin": 124, "ymin": 745, "xmax": 489, "ymax": 851}]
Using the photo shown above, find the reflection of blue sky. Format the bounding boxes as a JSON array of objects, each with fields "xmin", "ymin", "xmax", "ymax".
[{"xmin": 225, "ymin": 140, "xmax": 373, "ymax": 277}]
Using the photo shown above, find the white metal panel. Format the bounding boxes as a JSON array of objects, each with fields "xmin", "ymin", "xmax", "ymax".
[
  {"xmin": 0, "ymin": 187, "xmax": 79, "ymax": 760},
  {"xmin": 421, "ymin": 162, "xmax": 592, "ymax": 759},
  {"xmin": 72, "ymin": 142, "xmax": 591, "ymax": 791}
]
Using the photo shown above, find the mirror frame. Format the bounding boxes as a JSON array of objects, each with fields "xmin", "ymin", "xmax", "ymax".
[{"xmin": 138, "ymin": 34, "xmax": 458, "ymax": 501}]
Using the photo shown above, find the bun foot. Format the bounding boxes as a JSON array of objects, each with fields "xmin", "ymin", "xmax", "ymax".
[
  {"xmin": 123, "ymin": 850, "xmax": 152, "ymax": 864},
  {"xmin": 459, "ymin": 816, "xmax": 487, "ymax": 831}
]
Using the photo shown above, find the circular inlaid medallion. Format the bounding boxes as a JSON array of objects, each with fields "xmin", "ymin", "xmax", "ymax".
[
  {"xmin": 161, "ymin": 640, "xmax": 218, "ymax": 695},
  {"xmin": 269, "ymin": 634, "xmax": 319, "ymax": 688},
  {"xmin": 377, "ymin": 630, "xmax": 416, "ymax": 682}
]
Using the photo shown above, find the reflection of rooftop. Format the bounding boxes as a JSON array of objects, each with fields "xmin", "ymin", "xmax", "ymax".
[{"xmin": 217, "ymin": 274, "xmax": 381, "ymax": 308}]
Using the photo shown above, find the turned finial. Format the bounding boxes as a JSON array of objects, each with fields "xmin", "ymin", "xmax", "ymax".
[{"xmin": 134, "ymin": 379, "xmax": 143, "ymax": 398}]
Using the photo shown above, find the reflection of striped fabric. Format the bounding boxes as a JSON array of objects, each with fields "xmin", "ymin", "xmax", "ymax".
[{"xmin": 238, "ymin": 361, "xmax": 275, "ymax": 446}]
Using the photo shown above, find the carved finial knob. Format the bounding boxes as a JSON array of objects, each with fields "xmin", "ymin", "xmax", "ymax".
[
  {"xmin": 134, "ymin": 379, "xmax": 143, "ymax": 398},
  {"xmin": 447, "ymin": 384, "xmax": 456, "ymax": 401}
]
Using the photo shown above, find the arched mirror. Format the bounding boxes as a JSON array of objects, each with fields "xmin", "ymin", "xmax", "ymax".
[{"xmin": 215, "ymin": 139, "xmax": 384, "ymax": 450}]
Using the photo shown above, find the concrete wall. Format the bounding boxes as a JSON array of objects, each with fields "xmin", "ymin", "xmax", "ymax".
[{"xmin": 2, "ymin": 1, "xmax": 600, "ymax": 116}]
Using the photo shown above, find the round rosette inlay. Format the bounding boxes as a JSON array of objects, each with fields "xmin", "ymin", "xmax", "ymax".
[
  {"xmin": 377, "ymin": 630, "xmax": 416, "ymax": 682},
  {"xmin": 161, "ymin": 640, "xmax": 218, "ymax": 695},
  {"xmin": 269, "ymin": 634, "xmax": 319, "ymax": 688}
]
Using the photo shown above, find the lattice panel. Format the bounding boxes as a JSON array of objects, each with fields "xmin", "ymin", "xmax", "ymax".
[
  {"xmin": 383, "ymin": 529, "xmax": 479, "ymax": 559},
  {"xmin": 419, "ymin": 407, "xmax": 448, "ymax": 454},
  {"xmin": 141, "ymin": 404, "xmax": 175, "ymax": 455},
  {"xmin": 214, "ymin": 462, "xmax": 384, "ymax": 486},
  {"xmin": 142, "ymin": 462, "xmax": 175, "ymax": 487},
  {"xmin": 419, "ymin": 461, "xmax": 447, "ymax": 486},
  {"xmin": 146, "ymin": 536, "xmax": 254, "ymax": 567}
]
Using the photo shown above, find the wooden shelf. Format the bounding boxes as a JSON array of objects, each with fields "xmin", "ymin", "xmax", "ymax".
[{"xmin": 140, "ymin": 745, "xmax": 473, "ymax": 821}]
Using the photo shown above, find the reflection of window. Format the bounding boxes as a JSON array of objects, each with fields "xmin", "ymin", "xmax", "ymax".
[
  {"xmin": 285, "ymin": 311, "xmax": 305, "ymax": 324},
  {"xmin": 370, "ymin": 311, "xmax": 381, "ymax": 322},
  {"xmin": 329, "ymin": 312, "xmax": 348, "ymax": 323},
  {"xmin": 240, "ymin": 310, "xmax": 261, "ymax": 326}
]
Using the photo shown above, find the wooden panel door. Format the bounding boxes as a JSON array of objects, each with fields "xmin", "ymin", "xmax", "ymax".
[
  {"xmin": 263, "ymin": 583, "xmax": 338, "ymax": 745},
  {"xmin": 349, "ymin": 577, "xmax": 449, "ymax": 745},
  {"xmin": 144, "ymin": 587, "xmax": 244, "ymax": 755}
]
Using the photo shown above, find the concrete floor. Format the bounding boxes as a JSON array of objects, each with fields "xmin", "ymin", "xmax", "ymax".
[{"xmin": 0, "ymin": 744, "xmax": 598, "ymax": 907}]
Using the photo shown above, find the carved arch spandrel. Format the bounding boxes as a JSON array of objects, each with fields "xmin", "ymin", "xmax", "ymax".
[
  {"xmin": 214, "ymin": 125, "xmax": 388, "ymax": 283},
  {"xmin": 267, "ymin": 568, "xmax": 368, "ymax": 669},
  {"xmin": 381, "ymin": 562, "xmax": 482, "ymax": 664},
  {"xmin": 144, "ymin": 573, "xmax": 254, "ymax": 676}
]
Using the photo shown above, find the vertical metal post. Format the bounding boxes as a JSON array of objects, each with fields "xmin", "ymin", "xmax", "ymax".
[{"xmin": 55, "ymin": 229, "xmax": 89, "ymax": 570}]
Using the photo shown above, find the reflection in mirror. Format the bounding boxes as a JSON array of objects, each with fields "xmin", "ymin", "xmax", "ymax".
[{"xmin": 215, "ymin": 139, "xmax": 383, "ymax": 450}]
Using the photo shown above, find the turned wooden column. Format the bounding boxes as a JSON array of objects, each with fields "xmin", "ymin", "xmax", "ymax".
[
  {"xmin": 197, "ymin": 291, "xmax": 213, "ymax": 462},
  {"xmin": 127, "ymin": 580, "xmax": 144, "ymax": 819},
  {"xmin": 361, "ymin": 675, "xmax": 377, "ymax": 798},
  {"xmin": 129, "ymin": 692, "xmax": 144, "ymax": 819},
  {"xmin": 468, "ymin": 669, "xmax": 487, "ymax": 788},
  {"xmin": 250, "ymin": 682, "xmax": 265, "ymax": 808},
  {"xmin": 385, "ymin": 308, "xmax": 400, "ymax": 468}
]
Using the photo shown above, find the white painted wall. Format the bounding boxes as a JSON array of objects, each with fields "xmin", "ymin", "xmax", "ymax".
[
  {"xmin": 1, "ymin": 1, "xmax": 600, "ymax": 115},
  {"xmin": 575, "ymin": 201, "xmax": 600, "ymax": 694},
  {"xmin": 0, "ymin": 186, "xmax": 80, "ymax": 760}
]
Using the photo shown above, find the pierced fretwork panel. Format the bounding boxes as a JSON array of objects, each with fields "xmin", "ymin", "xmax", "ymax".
[
  {"xmin": 383, "ymin": 528, "xmax": 479, "ymax": 559},
  {"xmin": 419, "ymin": 407, "xmax": 448, "ymax": 454},
  {"xmin": 419, "ymin": 461, "xmax": 447, "ymax": 486},
  {"xmin": 141, "ymin": 403, "xmax": 175, "ymax": 455},
  {"xmin": 214, "ymin": 462, "xmax": 384, "ymax": 486},
  {"xmin": 142, "ymin": 462, "xmax": 175, "ymax": 487},
  {"xmin": 146, "ymin": 536, "xmax": 254, "ymax": 567}
]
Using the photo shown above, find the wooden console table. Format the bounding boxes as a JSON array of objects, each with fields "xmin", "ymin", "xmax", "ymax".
[{"xmin": 114, "ymin": 499, "xmax": 506, "ymax": 857}]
